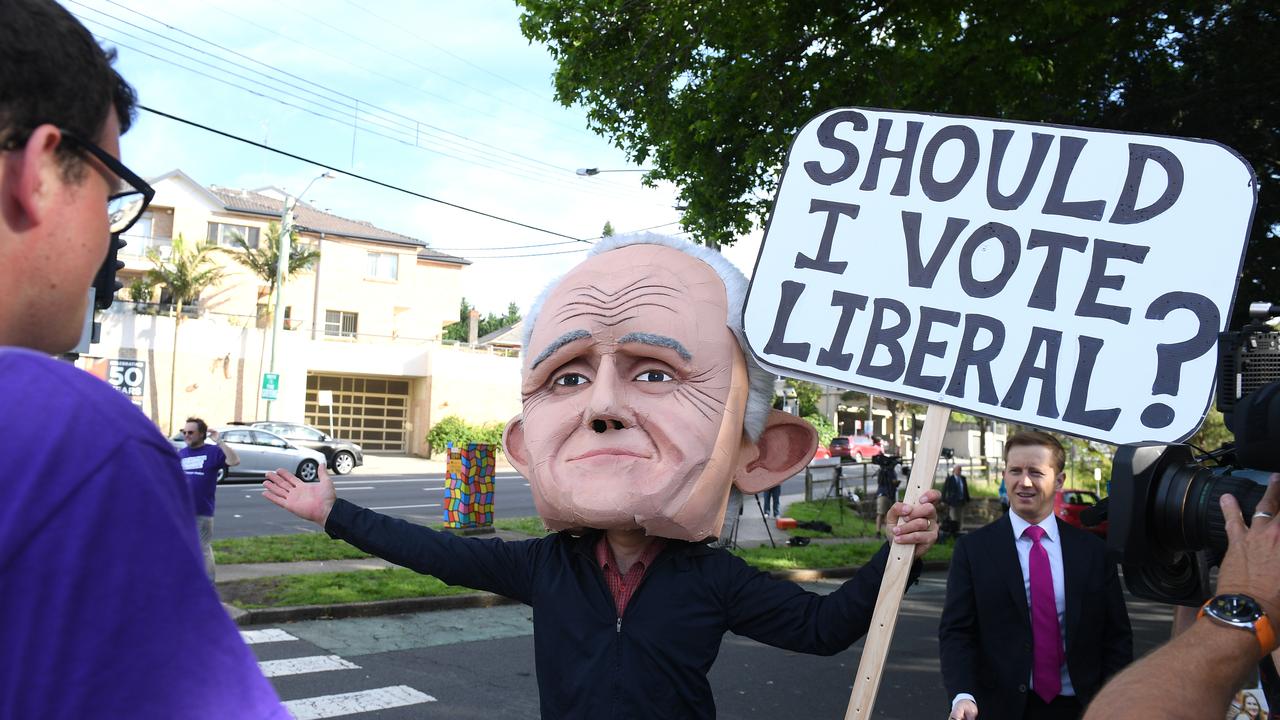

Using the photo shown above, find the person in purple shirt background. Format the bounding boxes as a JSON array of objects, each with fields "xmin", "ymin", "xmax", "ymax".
[
  {"xmin": 179, "ymin": 417, "xmax": 240, "ymax": 581},
  {"xmin": 0, "ymin": 1, "xmax": 286, "ymax": 717}
]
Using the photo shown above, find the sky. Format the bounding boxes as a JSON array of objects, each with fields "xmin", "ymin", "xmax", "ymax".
[{"xmin": 65, "ymin": 0, "xmax": 765, "ymax": 316}]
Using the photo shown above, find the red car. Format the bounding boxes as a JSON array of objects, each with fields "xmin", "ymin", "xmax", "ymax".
[
  {"xmin": 828, "ymin": 435, "xmax": 883, "ymax": 462},
  {"xmin": 1055, "ymin": 489, "xmax": 1107, "ymax": 538}
]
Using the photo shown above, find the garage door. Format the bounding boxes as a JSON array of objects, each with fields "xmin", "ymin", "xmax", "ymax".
[{"xmin": 305, "ymin": 374, "xmax": 411, "ymax": 452}]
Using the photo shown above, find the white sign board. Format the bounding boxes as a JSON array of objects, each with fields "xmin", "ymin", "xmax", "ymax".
[
  {"xmin": 744, "ymin": 108, "xmax": 1256, "ymax": 445},
  {"xmin": 107, "ymin": 359, "xmax": 146, "ymax": 399}
]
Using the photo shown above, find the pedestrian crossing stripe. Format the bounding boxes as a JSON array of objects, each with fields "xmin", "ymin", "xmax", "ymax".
[
  {"xmin": 258, "ymin": 655, "xmax": 360, "ymax": 678},
  {"xmin": 283, "ymin": 685, "xmax": 437, "ymax": 720},
  {"xmin": 240, "ymin": 629, "xmax": 299, "ymax": 645}
]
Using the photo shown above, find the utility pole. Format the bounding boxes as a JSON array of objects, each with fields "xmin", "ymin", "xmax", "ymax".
[
  {"xmin": 265, "ymin": 198, "xmax": 293, "ymax": 421},
  {"xmin": 264, "ymin": 170, "xmax": 332, "ymax": 421}
]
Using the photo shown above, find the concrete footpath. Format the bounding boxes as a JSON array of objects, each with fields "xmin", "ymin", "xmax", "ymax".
[{"xmin": 217, "ymin": 490, "xmax": 912, "ymax": 627}]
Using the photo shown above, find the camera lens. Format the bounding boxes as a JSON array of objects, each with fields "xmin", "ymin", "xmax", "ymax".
[{"xmin": 1149, "ymin": 462, "xmax": 1269, "ymax": 556}]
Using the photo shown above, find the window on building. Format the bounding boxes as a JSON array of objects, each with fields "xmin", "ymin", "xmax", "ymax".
[
  {"xmin": 132, "ymin": 213, "xmax": 154, "ymax": 240},
  {"xmin": 366, "ymin": 251, "xmax": 399, "ymax": 281},
  {"xmin": 207, "ymin": 222, "xmax": 261, "ymax": 249},
  {"xmin": 325, "ymin": 310, "xmax": 358, "ymax": 338}
]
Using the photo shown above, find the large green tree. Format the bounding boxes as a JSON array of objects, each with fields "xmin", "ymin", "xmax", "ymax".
[{"xmin": 518, "ymin": 1, "xmax": 1278, "ymax": 321}]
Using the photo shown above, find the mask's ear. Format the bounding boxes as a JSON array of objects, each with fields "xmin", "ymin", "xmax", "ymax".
[
  {"xmin": 734, "ymin": 410, "xmax": 818, "ymax": 494},
  {"xmin": 502, "ymin": 414, "xmax": 532, "ymax": 478}
]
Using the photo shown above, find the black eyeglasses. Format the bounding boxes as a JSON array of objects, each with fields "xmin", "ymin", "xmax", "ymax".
[
  {"xmin": 58, "ymin": 128, "xmax": 155, "ymax": 235},
  {"xmin": 1, "ymin": 125, "xmax": 154, "ymax": 235}
]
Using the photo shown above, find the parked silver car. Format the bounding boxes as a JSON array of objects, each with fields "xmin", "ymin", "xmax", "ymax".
[{"xmin": 211, "ymin": 426, "xmax": 326, "ymax": 482}]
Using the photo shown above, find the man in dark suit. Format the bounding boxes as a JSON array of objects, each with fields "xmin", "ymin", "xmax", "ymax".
[
  {"xmin": 939, "ymin": 431, "xmax": 1132, "ymax": 720},
  {"xmin": 942, "ymin": 464, "xmax": 971, "ymax": 541}
]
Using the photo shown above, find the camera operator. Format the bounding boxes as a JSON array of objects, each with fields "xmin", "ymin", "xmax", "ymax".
[
  {"xmin": 874, "ymin": 453, "xmax": 903, "ymax": 535},
  {"xmin": 1085, "ymin": 476, "xmax": 1280, "ymax": 720}
]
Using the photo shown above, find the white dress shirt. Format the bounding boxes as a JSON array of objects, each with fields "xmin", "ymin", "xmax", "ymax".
[{"xmin": 951, "ymin": 513, "xmax": 1074, "ymax": 713}]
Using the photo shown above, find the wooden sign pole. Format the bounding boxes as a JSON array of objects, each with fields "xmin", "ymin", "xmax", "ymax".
[{"xmin": 844, "ymin": 403, "xmax": 952, "ymax": 719}]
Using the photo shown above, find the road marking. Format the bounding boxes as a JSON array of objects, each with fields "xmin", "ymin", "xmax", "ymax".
[
  {"xmin": 283, "ymin": 685, "xmax": 436, "ymax": 720},
  {"xmin": 257, "ymin": 655, "xmax": 359, "ymax": 678},
  {"xmin": 369, "ymin": 503, "xmax": 441, "ymax": 510},
  {"xmin": 334, "ymin": 486, "xmax": 375, "ymax": 490},
  {"xmin": 239, "ymin": 628, "xmax": 297, "ymax": 645}
]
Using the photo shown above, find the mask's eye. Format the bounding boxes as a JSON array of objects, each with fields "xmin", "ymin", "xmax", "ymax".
[
  {"xmin": 553, "ymin": 373, "xmax": 590, "ymax": 387},
  {"xmin": 634, "ymin": 370, "xmax": 674, "ymax": 383}
]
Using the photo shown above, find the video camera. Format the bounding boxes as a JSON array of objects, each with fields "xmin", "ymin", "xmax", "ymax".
[{"xmin": 1103, "ymin": 301, "xmax": 1280, "ymax": 606}]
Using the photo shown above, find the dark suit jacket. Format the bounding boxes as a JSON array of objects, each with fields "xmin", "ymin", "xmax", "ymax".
[
  {"xmin": 938, "ymin": 514, "xmax": 1132, "ymax": 720},
  {"xmin": 943, "ymin": 474, "xmax": 970, "ymax": 506}
]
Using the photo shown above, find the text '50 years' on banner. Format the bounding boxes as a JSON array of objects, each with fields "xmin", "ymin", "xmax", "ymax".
[{"xmin": 743, "ymin": 107, "xmax": 1257, "ymax": 446}]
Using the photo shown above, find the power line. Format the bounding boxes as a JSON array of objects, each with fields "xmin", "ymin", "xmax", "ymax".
[
  {"xmin": 138, "ymin": 105, "xmax": 588, "ymax": 243},
  {"xmin": 77, "ymin": 0, "xmax": 661, "ymax": 200},
  {"xmin": 86, "ymin": 26, "xmax": 652, "ymax": 204},
  {"xmin": 74, "ymin": 10, "xmax": 650, "ymax": 204},
  {"xmin": 89, "ymin": 0, "xmax": 608, "ymax": 184},
  {"xmin": 342, "ymin": 0, "xmax": 552, "ymax": 105},
  {"xmin": 428, "ymin": 221, "xmax": 683, "ymax": 252},
  {"xmin": 271, "ymin": 0, "xmax": 594, "ymax": 139}
]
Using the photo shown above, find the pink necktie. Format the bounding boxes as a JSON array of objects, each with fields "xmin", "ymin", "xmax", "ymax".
[{"xmin": 1025, "ymin": 525, "xmax": 1062, "ymax": 703}]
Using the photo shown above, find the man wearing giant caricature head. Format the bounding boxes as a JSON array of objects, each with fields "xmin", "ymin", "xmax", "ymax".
[{"xmin": 264, "ymin": 233, "xmax": 941, "ymax": 719}]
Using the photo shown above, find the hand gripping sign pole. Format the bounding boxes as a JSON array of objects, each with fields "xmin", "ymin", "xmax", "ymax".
[
  {"xmin": 743, "ymin": 107, "xmax": 1255, "ymax": 716},
  {"xmin": 845, "ymin": 403, "xmax": 947, "ymax": 718}
]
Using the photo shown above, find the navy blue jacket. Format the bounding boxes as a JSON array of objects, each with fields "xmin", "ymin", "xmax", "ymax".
[{"xmin": 326, "ymin": 499, "xmax": 916, "ymax": 719}]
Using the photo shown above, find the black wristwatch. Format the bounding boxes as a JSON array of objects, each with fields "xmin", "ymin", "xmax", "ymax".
[{"xmin": 1199, "ymin": 593, "xmax": 1276, "ymax": 657}]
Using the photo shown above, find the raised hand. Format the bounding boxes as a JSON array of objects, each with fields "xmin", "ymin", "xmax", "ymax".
[
  {"xmin": 263, "ymin": 464, "xmax": 337, "ymax": 527},
  {"xmin": 887, "ymin": 488, "xmax": 941, "ymax": 560}
]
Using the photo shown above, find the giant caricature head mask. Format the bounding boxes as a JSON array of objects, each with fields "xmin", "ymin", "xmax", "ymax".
[{"xmin": 502, "ymin": 236, "xmax": 817, "ymax": 541}]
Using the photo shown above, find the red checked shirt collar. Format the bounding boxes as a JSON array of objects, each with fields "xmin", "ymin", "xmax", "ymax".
[{"xmin": 595, "ymin": 534, "xmax": 667, "ymax": 617}]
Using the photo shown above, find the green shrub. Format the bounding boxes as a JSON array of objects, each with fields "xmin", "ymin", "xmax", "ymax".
[
  {"xmin": 426, "ymin": 415, "xmax": 505, "ymax": 458},
  {"xmin": 803, "ymin": 413, "xmax": 836, "ymax": 448}
]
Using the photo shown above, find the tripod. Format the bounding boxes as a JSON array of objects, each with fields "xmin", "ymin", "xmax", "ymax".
[{"xmin": 718, "ymin": 488, "xmax": 777, "ymax": 550}]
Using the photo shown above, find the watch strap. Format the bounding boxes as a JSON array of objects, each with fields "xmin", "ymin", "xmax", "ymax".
[{"xmin": 1199, "ymin": 596, "xmax": 1277, "ymax": 658}]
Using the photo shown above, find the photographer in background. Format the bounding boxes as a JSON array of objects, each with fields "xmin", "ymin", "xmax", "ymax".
[
  {"xmin": 1085, "ymin": 477, "xmax": 1280, "ymax": 720},
  {"xmin": 0, "ymin": 1, "xmax": 285, "ymax": 717}
]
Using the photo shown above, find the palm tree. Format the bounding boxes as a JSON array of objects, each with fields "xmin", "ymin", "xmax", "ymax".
[
  {"xmin": 145, "ymin": 233, "xmax": 224, "ymax": 435},
  {"xmin": 221, "ymin": 222, "xmax": 321, "ymax": 418},
  {"xmin": 221, "ymin": 222, "xmax": 320, "ymax": 317}
]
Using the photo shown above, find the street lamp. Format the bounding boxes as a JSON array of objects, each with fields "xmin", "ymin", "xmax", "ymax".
[
  {"xmin": 575, "ymin": 167, "xmax": 651, "ymax": 176},
  {"xmin": 265, "ymin": 170, "xmax": 333, "ymax": 420}
]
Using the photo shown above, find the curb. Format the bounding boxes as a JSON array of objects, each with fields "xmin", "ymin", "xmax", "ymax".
[
  {"xmin": 230, "ymin": 561, "xmax": 951, "ymax": 626},
  {"xmin": 233, "ymin": 591, "xmax": 521, "ymax": 626}
]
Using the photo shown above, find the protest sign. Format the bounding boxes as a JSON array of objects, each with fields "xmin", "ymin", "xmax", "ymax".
[{"xmin": 744, "ymin": 107, "xmax": 1257, "ymax": 445}]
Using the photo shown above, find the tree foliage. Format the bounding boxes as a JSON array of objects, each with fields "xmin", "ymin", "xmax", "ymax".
[
  {"xmin": 220, "ymin": 222, "xmax": 320, "ymax": 298},
  {"xmin": 145, "ymin": 233, "xmax": 224, "ymax": 311},
  {"xmin": 518, "ymin": 1, "xmax": 1278, "ymax": 321},
  {"xmin": 444, "ymin": 298, "xmax": 523, "ymax": 343}
]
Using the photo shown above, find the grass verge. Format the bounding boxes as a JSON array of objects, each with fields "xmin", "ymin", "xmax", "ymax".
[
  {"xmin": 734, "ymin": 540, "xmax": 954, "ymax": 572},
  {"xmin": 218, "ymin": 568, "xmax": 474, "ymax": 609},
  {"xmin": 213, "ymin": 533, "xmax": 371, "ymax": 564},
  {"xmin": 213, "ymin": 517, "xmax": 550, "ymax": 564},
  {"xmin": 783, "ymin": 499, "xmax": 881, "ymax": 538},
  {"xmin": 218, "ymin": 540, "xmax": 956, "ymax": 609}
]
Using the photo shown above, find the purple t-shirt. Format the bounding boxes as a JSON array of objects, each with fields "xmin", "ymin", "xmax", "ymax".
[
  {"xmin": 0, "ymin": 348, "xmax": 287, "ymax": 720},
  {"xmin": 179, "ymin": 443, "xmax": 226, "ymax": 517}
]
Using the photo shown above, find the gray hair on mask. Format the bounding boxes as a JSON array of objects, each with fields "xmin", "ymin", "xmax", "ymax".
[{"xmin": 522, "ymin": 232, "xmax": 777, "ymax": 440}]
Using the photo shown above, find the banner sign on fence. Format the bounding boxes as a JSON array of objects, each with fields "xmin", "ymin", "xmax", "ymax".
[{"xmin": 743, "ymin": 107, "xmax": 1256, "ymax": 445}]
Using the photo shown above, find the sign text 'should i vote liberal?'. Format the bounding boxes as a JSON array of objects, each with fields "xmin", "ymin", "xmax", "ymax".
[{"xmin": 743, "ymin": 108, "xmax": 1257, "ymax": 446}]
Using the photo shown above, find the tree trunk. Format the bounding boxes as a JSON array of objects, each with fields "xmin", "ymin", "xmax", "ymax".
[{"xmin": 168, "ymin": 298, "xmax": 183, "ymax": 436}]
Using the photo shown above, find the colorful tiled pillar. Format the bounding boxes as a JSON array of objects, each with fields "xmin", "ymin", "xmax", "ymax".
[{"xmin": 443, "ymin": 442, "xmax": 496, "ymax": 528}]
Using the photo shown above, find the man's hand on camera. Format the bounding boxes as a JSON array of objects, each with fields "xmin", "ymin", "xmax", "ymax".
[{"xmin": 1218, "ymin": 474, "xmax": 1280, "ymax": 626}]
